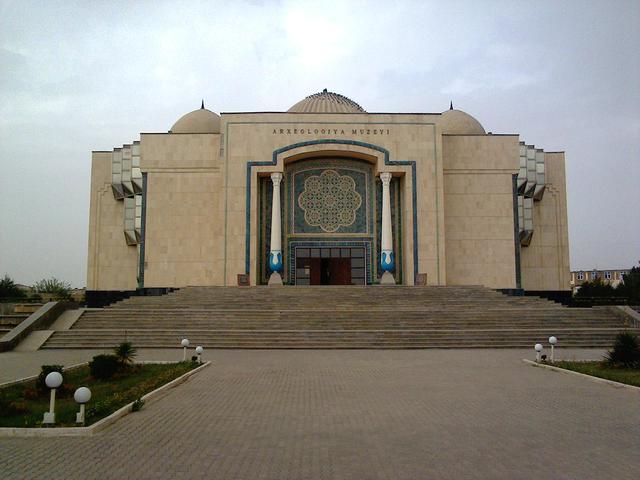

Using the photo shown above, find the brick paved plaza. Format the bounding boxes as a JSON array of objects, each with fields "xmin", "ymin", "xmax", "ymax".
[{"xmin": 1, "ymin": 348, "xmax": 639, "ymax": 479}]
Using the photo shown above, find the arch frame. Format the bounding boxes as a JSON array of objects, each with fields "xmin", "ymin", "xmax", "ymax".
[{"xmin": 245, "ymin": 139, "xmax": 418, "ymax": 284}]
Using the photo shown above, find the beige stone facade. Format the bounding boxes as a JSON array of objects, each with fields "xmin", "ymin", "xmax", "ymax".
[{"xmin": 87, "ymin": 91, "xmax": 570, "ymax": 292}]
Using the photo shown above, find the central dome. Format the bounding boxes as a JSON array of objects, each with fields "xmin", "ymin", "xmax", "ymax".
[{"xmin": 288, "ymin": 89, "xmax": 366, "ymax": 113}]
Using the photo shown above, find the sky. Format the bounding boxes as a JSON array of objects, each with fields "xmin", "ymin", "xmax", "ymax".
[{"xmin": 0, "ymin": 0, "xmax": 639, "ymax": 288}]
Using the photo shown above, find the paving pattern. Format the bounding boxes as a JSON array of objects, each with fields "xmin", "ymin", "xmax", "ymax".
[{"xmin": 1, "ymin": 348, "xmax": 639, "ymax": 479}]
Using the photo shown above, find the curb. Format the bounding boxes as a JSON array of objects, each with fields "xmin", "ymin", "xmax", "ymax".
[
  {"xmin": 0, "ymin": 361, "xmax": 210, "ymax": 437},
  {"xmin": 522, "ymin": 359, "xmax": 640, "ymax": 392}
]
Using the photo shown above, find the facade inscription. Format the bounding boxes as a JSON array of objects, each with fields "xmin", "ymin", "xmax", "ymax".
[{"xmin": 272, "ymin": 127, "xmax": 391, "ymax": 136}]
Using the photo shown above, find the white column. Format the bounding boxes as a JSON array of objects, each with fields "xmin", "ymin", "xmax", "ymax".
[
  {"xmin": 268, "ymin": 172, "xmax": 284, "ymax": 285},
  {"xmin": 379, "ymin": 172, "xmax": 396, "ymax": 284}
]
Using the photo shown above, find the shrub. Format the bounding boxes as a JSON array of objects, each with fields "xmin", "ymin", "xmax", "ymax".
[
  {"xmin": 32, "ymin": 277, "xmax": 71, "ymax": 299},
  {"xmin": 89, "ymin": 354, "xmax": 120, "ymax": 380},
  {"xmin": 37, "ymin": 365, "xmax": 64, "ymax": 394},
  {"xmin": 113, "ymin": 341, "xmax": 137, "ymax": 366},
  {"xmin": 604, "ymin": 332, "xmax": 640, "ymax": 368}
]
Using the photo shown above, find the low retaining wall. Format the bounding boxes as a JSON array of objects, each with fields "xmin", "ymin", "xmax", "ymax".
[{"xmin": 0, "ymin": 301, "xmax": 74, "ymax": 352}]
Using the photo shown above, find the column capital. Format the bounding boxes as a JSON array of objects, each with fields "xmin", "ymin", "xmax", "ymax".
[
  {"xmin": 379, "ymin": 172, "xmax": 392, "ymax": 185},
  {"xmin": 270, "ymin": 172, "xmax": 283, "ymax": 187}
]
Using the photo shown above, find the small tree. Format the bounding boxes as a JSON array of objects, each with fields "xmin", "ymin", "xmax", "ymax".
[
  {"xmin": 32, "ymin": 277, "xmax": 71, "ymax": 299},
  {"xmin": 113, "ymin": 341, "xmax": 137, "ymax": 366},
  {"xmin": 617, "ymin": 264, "xmax": 640, "ymax": 303},
  {"xmin": 0, "ymin": 274, "xmax": 26, "ymax": 299}
]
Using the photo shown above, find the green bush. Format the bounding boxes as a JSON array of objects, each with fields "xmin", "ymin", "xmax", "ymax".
[
  {"xmin": 37, "ymin": 365, "xmax": 64, "ymax": 394},
  {"xmin": 575, "ymin": 278, "xmax": 620, "ymax": 298},
  {"xmin": 32, "ymin": 277, "xmax": 71, "ymax": 299},
  {"xmin": 604, "ymin": 332, "xmax": 640, "ymax": 368},
  {"xmin": 89, "ymin": 354, "xmax": 120, "ymax": 380}
]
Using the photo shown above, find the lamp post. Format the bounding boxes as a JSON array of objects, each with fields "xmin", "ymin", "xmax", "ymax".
[
  {"xmin": 181, "ymin": 338, "xmax": 190, "ymax": 361},
  {"xmin": 549, "ymin": 336, "xmax": 558, "ymax": 363},
  {"xmin": 43, "ymin": 371, "xmax": 63, "ymax": 425},
  {"xmin": 534, "ymin": 343, "xmax": 543, "ymax": 363},
  {"xmin": 74, "ymin": 387, "xmax": 92, "ymax": 425},
  {"xmin": 195, "ymin": 345, "xmax": 204, "ymax": 364}
]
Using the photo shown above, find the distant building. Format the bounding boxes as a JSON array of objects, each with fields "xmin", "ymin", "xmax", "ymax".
[{"xmin": 570, "ymin": 269, "xmax": 629, "ymax": 293}]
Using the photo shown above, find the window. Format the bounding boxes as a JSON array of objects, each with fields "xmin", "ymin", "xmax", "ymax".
[
  {"xmin": 620, "ymin": 271, "xmax": 626, "ymax": 279},
  {"xmin": 604, "ymin": 271, "xmax": 611, "ymax": 280},
  {"xmin": 591, "ymin": 271, "xmax": 598, "ymax": 280},
  {"xmin": 577, "ymin": 272, "xmax": 584, "ymax": 281}
]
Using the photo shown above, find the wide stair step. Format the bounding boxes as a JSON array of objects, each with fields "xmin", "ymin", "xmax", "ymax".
[{"xmin": 41, "ymin": 286, "xmax": 636, "ymax": 349}]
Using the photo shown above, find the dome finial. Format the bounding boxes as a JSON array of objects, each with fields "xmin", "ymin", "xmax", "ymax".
[
  {"xmin": 450, "ymin": 101, "xmax": 453, "ymax": 110},
  {"xmin": 201, "ymin": 99, "xmax": 205, "ymax": 109},
  {"xmin": 323, "ymin": 88, "xmax": 328, "ymax": 93}
]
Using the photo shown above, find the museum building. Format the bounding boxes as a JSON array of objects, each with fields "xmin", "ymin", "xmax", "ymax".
[{"xmin": 87, "ymin": 90, "xmax": 570, "ymax": 295}]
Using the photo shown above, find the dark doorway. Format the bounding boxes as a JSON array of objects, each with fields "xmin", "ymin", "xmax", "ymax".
[
  {"xmin": 318, "ymin": 258, "xmax": 351, "ymax": 285},
  {"xmin": 294, "ymin": 247, "xmax": 366, "ymax": 285}
]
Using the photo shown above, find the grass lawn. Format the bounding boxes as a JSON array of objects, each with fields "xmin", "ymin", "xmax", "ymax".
[
  {"xmin": 553, "ymin": 361, "xmax": 640, "ymax": 387},
  {"xmin": 0, "ymin": 362, "xmax": 199, "ymax": 428}
]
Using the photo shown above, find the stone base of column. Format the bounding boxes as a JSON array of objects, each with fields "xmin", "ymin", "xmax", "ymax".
[
  {"xmin": 380, "ymin": 271, "xmax": 396, "ymax": 285},
  {"xmin": 268, "ymin": 272, "xmax": 283, "ymax": 286}
]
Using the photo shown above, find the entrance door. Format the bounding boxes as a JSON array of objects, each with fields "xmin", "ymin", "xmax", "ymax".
[
  {"xmin": 294, "ymin": 247, "xmax": 366, "ymax": 285},
  {"xmin": 318, "ymin": 258, "xmax": 351, "ymax": 285}
]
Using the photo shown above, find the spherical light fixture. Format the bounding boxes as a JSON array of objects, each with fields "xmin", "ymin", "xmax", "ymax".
[
  {"xmin": 195, "ymin": 345, "xmax": 204, "ymax": 363},
  {"xmin": 74, "ymin": 387, "xmax": 92, "ymax": 404},
  {"xmin": 43, "ymin": 371, "xmax": 64, "ymax": 425},
  {"xmin": 549, "ymin": 336, "xmax": 558, "ymax": 363},
  {"xmin": 45, "ymin": 371, "xmax": 63, "ymax": 389},
  {"xmin": 181, "ymin": 338, "xmax": 190, "ymax": 361},
  {"xmin": 534, "ymin": 343, "xmax": 543, "ymax": 363},
  {"xmin": 74, "ymin": 386, "xmax": 92, "ymax": 425}
]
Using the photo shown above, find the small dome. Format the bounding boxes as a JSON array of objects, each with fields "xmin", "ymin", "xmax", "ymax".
[
  {"xmin": 440, "ymin": 107, "xmax": 485, "ymax": 135},
  {"xmin": 170, "ymin": 103, "xmax": 221, "ymax": 133},
  {"xmin": 288, "ymin": 89, "xmax": 366, "ymax": 113}
]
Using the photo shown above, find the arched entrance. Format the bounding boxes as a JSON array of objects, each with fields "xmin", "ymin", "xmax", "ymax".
[{"xmin": 258, "ymin": 156, "xmax": 402, "ymax": 285}]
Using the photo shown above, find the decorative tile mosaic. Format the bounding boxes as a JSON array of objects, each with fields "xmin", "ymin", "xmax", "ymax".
[
  {"xmin": 298, "ymin": 170, "xmax": 362, "ymax": 233},
  {"xmin": 287, "ymin": 159, "xmax": 373, "ymax": 235}
]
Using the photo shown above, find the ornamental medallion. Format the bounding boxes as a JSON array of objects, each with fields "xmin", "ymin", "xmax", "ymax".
[{"xmin": 297, "ymin": 170, "xmax": 362, "ymax": 233}]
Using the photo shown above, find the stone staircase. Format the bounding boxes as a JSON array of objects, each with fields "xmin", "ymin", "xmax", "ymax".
[
  {"xmin": 42, "ymin": 286, "xmax": 638, "ymax": 349},
  {"xmin": 0, "ymin": 315, "xmax": 29, "ymax": 338}
]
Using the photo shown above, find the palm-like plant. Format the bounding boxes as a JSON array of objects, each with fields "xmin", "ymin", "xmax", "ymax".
[
  {"xmin": 114, "ymin": 341, "xmax": 137, "ymax": 366},
  {"xmin": 604, "ymin": 332, "xmax": 640, "ymax": 368}
]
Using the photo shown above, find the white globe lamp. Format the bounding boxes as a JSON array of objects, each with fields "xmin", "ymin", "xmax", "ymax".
[
  {"xmin": 74, "ymin": 387, "xmax": 92, "ymax": 425},
  {"xmin": 43, "ymin": 371, "xmax": 64, "ymax": 425},
  {"xmin": 181, "ymin": 338, "xmax": 190, "ymax": 361},
  {"xmin": 534, "ymin": 343, "xmax": 543, "ymax": 363},
  {"xmin": 549, "ymin": 336, "xmax": 558, "ymax": 362},
  {"xmin": 195, "ymin": 345, "xmax": 204, "ymax": 363}
]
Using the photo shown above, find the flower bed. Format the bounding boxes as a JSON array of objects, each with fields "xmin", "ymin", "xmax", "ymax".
[{"xmin": 0, "ymin": 362, "xmax": 198, "ymax": 428}]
